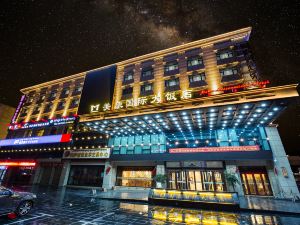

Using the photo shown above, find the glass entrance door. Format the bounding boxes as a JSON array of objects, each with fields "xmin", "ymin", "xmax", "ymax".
[
  {"xmin": 240, "ymin": 167, "xmax": 272, "ymax": 196},
  {"xmin": 167, "ymin": 169, "xmax": 225, "ymax": 192}
]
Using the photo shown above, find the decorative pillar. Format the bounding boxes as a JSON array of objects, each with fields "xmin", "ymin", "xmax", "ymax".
[
  {"xmin": 225, "ymin": 163, "xmax": 244, "ymax": 196},
  {"xmin": 58, "ymin": 161, "xmax": 70, "ymax": 187},
  {"xmin": 265, "ymin": 126, "xmax": 300, "ymax": 198},
  {"xmin": 153, "ymin": 57, "xmax": 164, "ymax": 97},
  {"xmin": 202, "ymin": 45, "xmax": 222, "ymax": 95},
  {"xmin": 102, "ymin": 161, "xmax": 117, "ymax": 190}
]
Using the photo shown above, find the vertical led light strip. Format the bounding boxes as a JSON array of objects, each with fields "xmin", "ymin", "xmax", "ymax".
[{"xmin": 11, "ymin": 95, "xmax": 26, "ymax": 124}]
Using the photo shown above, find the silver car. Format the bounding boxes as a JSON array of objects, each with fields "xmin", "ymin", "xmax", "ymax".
[{"xmin": 0, "ymin": 186, "xmax": 37, "ymax": 217}]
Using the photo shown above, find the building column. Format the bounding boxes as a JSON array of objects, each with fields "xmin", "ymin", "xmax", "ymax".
[
  {"xmin": 265, "ymin": 126, "xmax": 300, "ymax": 198},
  {"xmin": 102, "ymin": 161, "xmax": 116, "ymax": 190},
  {"xmin": 58, "ymin": 161, "xmax": 70, "ymax": 187},
  {"xmin": 202, "ymin": 45, "xmax": 222, "ymax": 95},
  {"xmin": 225, "ymin": 163, "xmax": 244, "ymax": 196},
  {"xmin": 32, "ymin": 163, "xmax": 42, "ymax": 185},
  {"xmin": 155, "ymin": 164, "xmax": 166, "ymax": 188}
]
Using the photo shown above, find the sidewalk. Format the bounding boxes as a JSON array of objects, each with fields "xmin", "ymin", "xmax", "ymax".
[{"xmin": 93, "ymin": 188, "xmax": 300, "ymax": 214}]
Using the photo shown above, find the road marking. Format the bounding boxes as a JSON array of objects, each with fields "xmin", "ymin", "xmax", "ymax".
[{"xmin": 4, "ymin": 213, "xmax": 54, "ymax": 225}]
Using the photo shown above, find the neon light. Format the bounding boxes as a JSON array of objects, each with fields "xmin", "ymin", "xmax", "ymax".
[
  {"xmin": 0, "ymin": 162, "xmax": 36, "ymax": 167},
  {"xmin": 9, "ymin": 116, "xmax": 77, "ymax": 130},
  {"xmin": 169, "ymin": 145, "xmax": 260, "ymax": 153},
  {"xmin": 200, "ymin": 80, "xmax": 270, "ymax": 95},
  {"xmin": 11, "ymin": 95, "xmax": 26, "ymax": 123}
]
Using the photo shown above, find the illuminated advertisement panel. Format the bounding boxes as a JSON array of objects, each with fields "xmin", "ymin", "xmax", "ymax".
[
  {"xmin": 169, "ymin": 145, "xmax": 260, "ymax": 153},
  {"xmin": 9, "ymin": 116, "xmax": 77, "ymax": 130},
  {"xmin": 0, "ymin": 134, "xmax": 71, "ymax": 147}
]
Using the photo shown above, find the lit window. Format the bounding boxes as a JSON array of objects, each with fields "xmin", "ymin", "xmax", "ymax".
[
  {"xmin": 164, "ymin": 61, "xmax": 178, "ymax": 72},
  {"xmin": 71, "ymin": 99, "xmax": 79, "ymax": 106},
  {"xmin": 220, "ymin": 67, "xmax": 238, "ymax": 76},
  {"xmin": 217, "ymin": 50, "xmax": 234, "ymax": 61},
  {"xmin": 58, "ymin": 101, "xmax": 65, "ymax": 109},
  {"xmin": 141, "ymin": 83, "xmax": 153, "ymax": 93},
  {"xmin": 189, "ymin": 72, "xmax": 206, "ymax": 82},
  {"xmin": 62, "ymin": 89, "xmax": 70, "ymax": 96},
  {"xmin": 165, "ymin": 78, "xmax": 179, "ymax": 87},
  {"xmin": 124, "ymin": 71, "xmax": 134, "ymax": 81},
  {"xmin": 50, "ymin": 92, "xmax": 57, "ymax": 98},
  {"xmin": 141, "ymin": 68, "xmax": 153, "ymax": 78},
  {"xmin": 75, "ymin": 86, "xmax": 82, "ymax": 92},
  {"xmin": 187, "ymin": 56, "xmax": 203, "ymax": 67}
]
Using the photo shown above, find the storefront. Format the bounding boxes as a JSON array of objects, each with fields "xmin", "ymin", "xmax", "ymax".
[
  {"xmin": 62, "ymin": 148, "xmax": 110, "ymax": 188},
  {"xmin": 0, "ymin": 161, "xmax": 36, "ymax": 186},
  {"xmin": 239, "ymin": 166, "xmax": 272, "ymax": 196},
  {"xmin": 116, "ymin": 166, "xmax": 154, "ymax": 188},
  {"xmin": 68, "ymin": 165, "xmax": 105, "ymax": 187}
]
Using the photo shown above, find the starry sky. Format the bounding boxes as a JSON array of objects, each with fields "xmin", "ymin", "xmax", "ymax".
[{"xmin": 0, "ymin": 0, "xmax": 299, "ymax": 154}]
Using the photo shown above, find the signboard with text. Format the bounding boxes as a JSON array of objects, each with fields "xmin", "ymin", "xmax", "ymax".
[
  {"xmin": 0, "ymin": 134, "xmax": 71, "ymax": 147},
  {"xmin": 63, "ymin": 148, "xmax": 111, "ymax": 159},
  {"xmin": 169, "ymin": 145, "xmax": 260, "ymax": 153},
  {"xmin": 9, "ymin": 116, "xmax": 77, "ymax": 130}
]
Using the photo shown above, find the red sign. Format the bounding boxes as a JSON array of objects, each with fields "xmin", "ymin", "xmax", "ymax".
[
  {"xmin": 169, "ymin": 145, "xmax": 260, "ymax": 153},
  {"xmin": 200, "ymin": 80, "xmax": 270, "ymax": 95}
]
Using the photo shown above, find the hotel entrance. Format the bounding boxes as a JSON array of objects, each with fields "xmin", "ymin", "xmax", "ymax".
[
  {"xmin": 116, "ymin": 167, "xmax": 154, "ymax": 188},
  {"xmin": 167, "ymin": 169, "xmax": 225, "ymax": 192},
  {"xmin": 239, "ymin": 167, "xmax": 273, "ymax": 196}
]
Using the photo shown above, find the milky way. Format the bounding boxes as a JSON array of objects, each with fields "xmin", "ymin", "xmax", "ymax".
[{"xmin": 0, "ymin": 0, "xmax": 299, "ymax": 154}]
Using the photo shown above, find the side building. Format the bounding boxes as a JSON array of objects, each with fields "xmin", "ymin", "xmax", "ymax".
[{"xmin": 0, "ymin": 27, "xmax": 299, "ymax": 199}]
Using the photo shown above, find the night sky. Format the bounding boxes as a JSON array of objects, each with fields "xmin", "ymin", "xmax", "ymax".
[{"xmin": 0, "ymin": 0, "xmax": 299, "ymax": 154}]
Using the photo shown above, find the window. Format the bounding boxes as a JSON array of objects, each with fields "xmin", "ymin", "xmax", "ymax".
[
  {"xmin": 70, "ymin": 99, "xmax": 79, "ymax": 107},
  {"xmin": 217, "ymin": 50, "xmax": 234, "ymax": 61},
  {"xmin": 141, "ymin": 68, "xmax": 153, "ymax": 78},
  {"xmin": 187, "ymin": 56, "xmax": 203, "ymax": 67},
  {"xmin": 33, "ymin": 106, "xmax": 41, "ymax": 113},
  {"xmin": 220, "ymin": 67, "xmax": 238, "ymax": 76},
  {"xmin": 189, "ymin": 72, "xmax": 206, "ymax": 82},
  {"xmin": 141, "ymin": 83, "xmax": 153, "ymax": 93},
  {"xmin": 165, "ymin": 78, "xmax": 179, "ymax": 87},
  {"xmin": 57, "ymin": 101, "xmax": 65, "ymax": 109},
  {"xmin": 124, "ymin": 71, "xmax": 134, "ymax": 82},
  {"xmin": 36, "ymin": 129, "xmax": 44, "ymax": 137},
  {"xmin": 50, "ymin": 92, "xmax": 57, "ymax": 98},
  {"xmin": 74, "ymin": 86, "xmax": 82, "ymax": 92},
  {"xmin": 122, "ymin": 87, "xmax": 133, "ymax": 95},
  {"xmin": 164, "ymin": 61, "xmax": 178, "ymax": 72},
  {"xmin": 44, "ymin": 104, "xmax": 52, "ymax": 112},
  {"xmin": 62, "ymin": 89, "xmax": 70, "ymax": 96}
]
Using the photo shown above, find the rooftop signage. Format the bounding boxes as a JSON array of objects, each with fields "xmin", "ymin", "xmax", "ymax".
[
  {"xmin": 169, "ymin": 145, "xmax": 260, "ymax": 153},
  {"xmin": 9, "ymin": 116, "xmax": 77, "ymax": 130},
  {"xmin": 0, "ymin": 134, "xmax": 71, "ymax": 147},
  {"xmin": 89, "ymin": 80, "xmax": 270, "ymax": 114},
  {"xmin": 62, "ymin": 148, "xmax": 110, "ymax": 159}
]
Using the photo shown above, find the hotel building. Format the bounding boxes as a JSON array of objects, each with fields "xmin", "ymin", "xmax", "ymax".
[{"xmin": 0, "ymin": 27, "xmax": 299, "ymax": 198}]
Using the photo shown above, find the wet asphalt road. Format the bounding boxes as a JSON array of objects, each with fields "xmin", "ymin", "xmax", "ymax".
[{"xmin": 0, "ymin": 186, "xmax": 300, "ymax": 225}]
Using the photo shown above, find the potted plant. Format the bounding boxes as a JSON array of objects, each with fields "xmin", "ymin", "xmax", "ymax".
[
  {"xmin": 153, "ymin": 174, "xmax": 167, "ymax": 188},
  {"xmin": 224, "ymin": 171, "xmax": 240, "ymax": 192}
]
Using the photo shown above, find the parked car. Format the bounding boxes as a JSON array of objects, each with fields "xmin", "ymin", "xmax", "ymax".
[{"xmin": 0, "ymin": 186, "xmax": 37, "ymax": 217}]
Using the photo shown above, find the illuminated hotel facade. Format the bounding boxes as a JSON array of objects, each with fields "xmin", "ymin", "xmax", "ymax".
[{"xmin": 0, "ymin": 27, "xmax": 299, "ymax": 198}]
